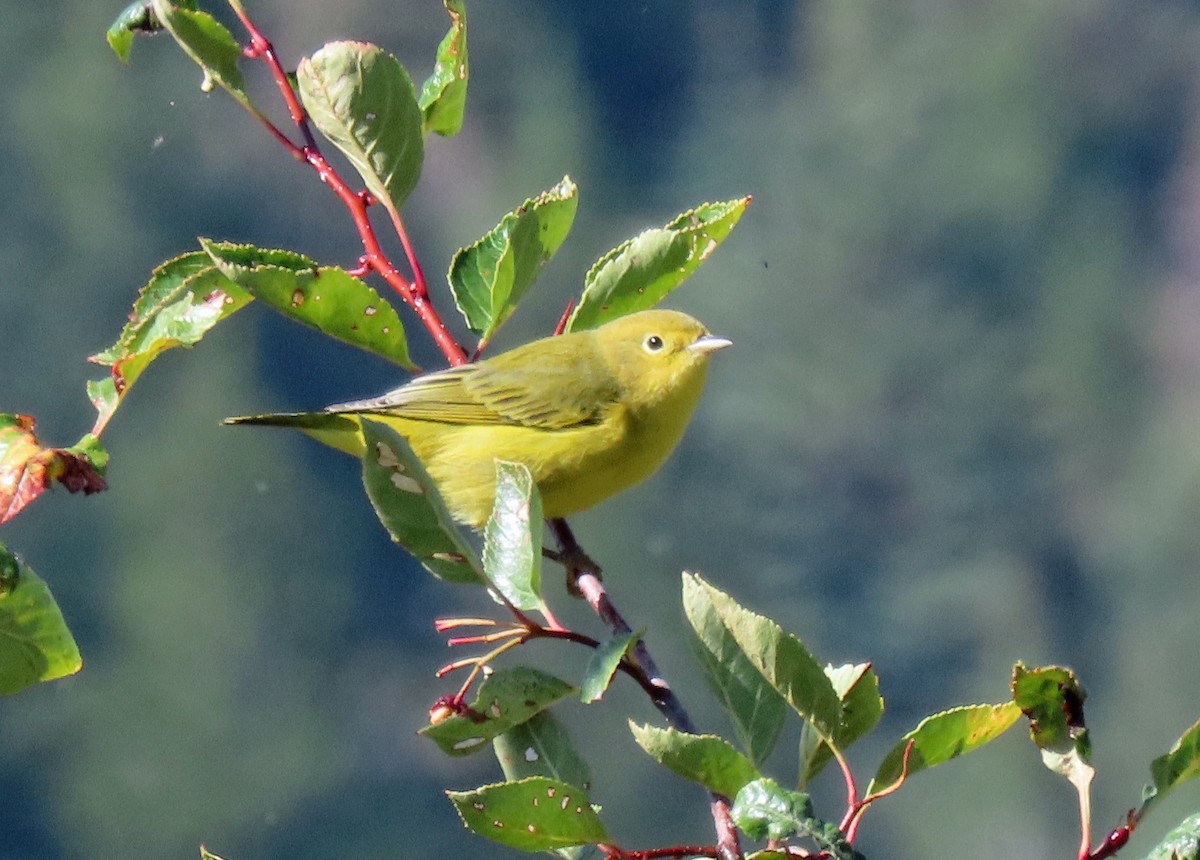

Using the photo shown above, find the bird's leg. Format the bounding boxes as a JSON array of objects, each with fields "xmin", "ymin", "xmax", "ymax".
[{"xmin": 546, "ymin": 517, "xmax": 602, "ymax": 595}]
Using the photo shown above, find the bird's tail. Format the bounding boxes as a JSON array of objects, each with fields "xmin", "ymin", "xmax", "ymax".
[{"xmin": 224, "ymin": 411, "xmax": 367, "ymax": 457}]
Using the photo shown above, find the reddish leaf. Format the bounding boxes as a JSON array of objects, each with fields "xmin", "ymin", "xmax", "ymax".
[{"xmin": 0, "ymin": 415, "xmax": 108, "ymax": 525}]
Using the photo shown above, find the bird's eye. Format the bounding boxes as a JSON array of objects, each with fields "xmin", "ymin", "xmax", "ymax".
[{"xmin": 644, "ymin": 334, "xmax": 665, "ymax": 353}]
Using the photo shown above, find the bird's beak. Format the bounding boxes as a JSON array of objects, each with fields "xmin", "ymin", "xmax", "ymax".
[{"xmin": 689, "ymin": 333, "xmax": 733, "ymax": 355}]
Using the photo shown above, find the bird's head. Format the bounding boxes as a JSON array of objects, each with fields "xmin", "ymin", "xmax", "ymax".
[{"xmin": 595, "ymin": 309, "xmax": 731, "ymax": 413}]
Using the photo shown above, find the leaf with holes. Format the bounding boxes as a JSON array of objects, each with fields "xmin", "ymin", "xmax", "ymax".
[
  {"xmin": 484, "ymin": 461, "xmax": 543, "ymax": 610},
  {"xmin": 566, "ymin": 197, "xmax": 750, "ymax": 332},
  {"xmin": 494, "ymin": 711, "xmax": 592, "ymax": 790},
  {"xmin": 449, "ymin": 177, "xmax": 578, "ymax": 344},
  {"xmin": 682, "ymin": 573, "xmax": 786, "ymax": 766},
  {"xmin": 449, "ymin": 777, "xmax": 607, "ymax": 852},
  {"xmin": 88, "ymin": 251, "xmax": 251, "ymax": 433},
  {"xmin": 298, "ymin": 41, "xmax": 424, "ymax": 215},
  {"xmin": 629, "ymin": 722, "xmax": 760, "ymax": 800},
  {"xmin": 579, "ymin": 631, "xmax": 638, "ymax": 704},
  {"xmin": 360, "ymin": 420, "xmax": 481, "ymax": 584},
  {"xmin": 419, "ymin": 0, "xmax": 468, "ymax": 136},
  {"xmin": 202, "ymin": 239, "xmax": 414, "ymax": 369},
  {"xmin": 868, "ymin": 702, "xmax": 1021, "ymax": 794},
  {"xmin": 0, "ymin": 543, "xmax": 82, "ymax": 694},
  {"xmin": 150, "ymin": 0, "xmax": 247, "ymax": 104},
  {"xmin": 422, "ymin": 667, "xmax": 576, "ymax": 756}
]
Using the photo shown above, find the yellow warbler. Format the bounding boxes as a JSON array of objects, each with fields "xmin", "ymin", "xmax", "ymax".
[{"xmin": 227, "ymin": 309, "xmax": 730, "ymax": 526}]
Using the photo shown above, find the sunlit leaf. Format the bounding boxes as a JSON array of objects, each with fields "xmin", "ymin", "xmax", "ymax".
[
  {"xmin": 801, "ymin": 662, "xmax": 884, "ymax": 782},
  {"xmin": 422, "ymin": 667, "xmax": 576, "ymax": 755},
  {"xmin": 88, "ymin": 251, "xmax": 250, "ymax": 433},
  {"xmin": 484, "ymin": 462, "xmax": 542, "ymax": 610},
  {"xmin": 149, "ymin": 0, "xmax": 247, "ymax": 104},
  {"xmin": 567, "ymin": 197, "xmax": 751, "ymax": 332},
  {"xmin": 0, "ymin": 543, "xmax": 82, "ymax": 694},
  {"xmin": 448, "ymin": 777, "xmax": 608, "ymax": 852},
  {"xmin": 1142, "ymin": 717, "xmax": 1200, "ymax": 816},
  {"xmin": 629, "ymin": 722, "xmax": 759, "ymax": 799},
  {"xmin": 202, "ymin": 239, "xmax": 413, "ymax": 369},
  {"xmin": 683, "ymin": 573, "xmax": 840, "ymax": 739},
  {"xmin": 682, "ymin": 572, "xmax": 786, "ymax": 766},
  {"xmin": 449, "ymin": 177, "xmax": 578, "ymax": 343},
  {"xmin": 419, "ymin": 0, "xmax": 468, "ymax": 136},
  {"xmin": 1, "ymin": 416, "xmax": 108, "ymax": 524},
  {"xmin": 868, "ymin": 702, "xmax": 1022, "ymax": 794},
  {"xmin": 298, "ymin": 41, "xmax": 424, "ymax": 215}
]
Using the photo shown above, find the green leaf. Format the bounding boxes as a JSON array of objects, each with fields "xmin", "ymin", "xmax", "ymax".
[
  {"xmin": 89, "ymin": 251, "xmax": 252, "ymax": 432},
  {"xmin": 419, "ymin": 0, "xmax": 468, "ymax": 136},
  {"xmin": 629, "ymin": 722, "xmax": 759, "ymax": 799},
  {"xmin": 868, "ymin": 702, "xmax": 1022, "ymax": 794},
  {"xmin": 149, "ymin": 0, "xmax": 248, "ymax": 104},
  {"xmin": 1146, "ymin": 812, "xmax": 1200, "ymax": 860},
  {"xmin": 201, "ymin": 239, "xmax": 414, "ymax": 369},
  {"xmin": 683, "ymin": 573, "xmax": 840, "ymax": 740},
  {"xmin": 1143, "ymin": 718, "xmax": 1200, "ymax": 816},
  {"xmin": 448, "ymin": 777, "xmax": 607, "ymax": 852},
  {"xmin": 449, "ymin": 177, "xmax": 579, "ymax": 343},
  {"xmin": 422, "ymin": 666, "xmax": 576, "ymax": 755},
  {"xmin": 483, "ymin": 461, "xmax": 543, "ymax": 611},
  {"xmin": 682, "ymin": 573, "xmax": 786, "ymax": 766},
  {"xmin": 732, "ymin": 778, "xmax": 862, "ymax": 859},
  {"xmin": 360, "ymin": 420, "xmax": 482, "ymax": 584},
  {"xmin": 1, "ymin": 416, "xmax": 109, "ymax": 525},
  {"xmin": 106, "ymin": 0, "xmax": 165, "ymax": 63},
  {"xmin": 494, "ymin": 711, "xmax": 593, "ymax": 790},
  {"xmin": 0, "ymin": 543, "xmax": 82, "ymax": 694},
  {"xmin": 579, "ymin": 631, "xmax": 638, "ymax": 704},
  {"xmin": 198, "ymin": 847, "xmax": 228, "ymax": 860},
  {"xmin": 297, "ymin": 41, "xmax": 424, "ymax": 215},
  {"xmin": 566, "ymin": 197, "xmax": 751, "ymax": 332},
  {"xmin": 1012, "ymin": 663, "xmax": 1094, "ymax": 794},
  {"xmin": 801, "ymin": 663, "xmax": 884, "ymax": 782}
]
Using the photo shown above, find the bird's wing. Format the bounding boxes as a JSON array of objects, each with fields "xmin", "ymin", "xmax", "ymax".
[{"xmin": 326, "ymin": 336, "xmax": 621, "ymax": 430}]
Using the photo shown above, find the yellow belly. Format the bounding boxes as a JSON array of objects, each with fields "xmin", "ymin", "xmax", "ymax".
[{"xmin": 298, "ymin": 367, "xmax": 708, "ymax": 527}]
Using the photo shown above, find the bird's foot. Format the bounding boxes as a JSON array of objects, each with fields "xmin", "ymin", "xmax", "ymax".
[{"xmin": 543, "ymin": 546, "xmax": 603, "ymax": 596}]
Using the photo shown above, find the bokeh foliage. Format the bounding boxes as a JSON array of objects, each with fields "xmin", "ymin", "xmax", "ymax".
[{"xmin": 4, "ymin": 1, "xmax": 1200, "ymax": 859}]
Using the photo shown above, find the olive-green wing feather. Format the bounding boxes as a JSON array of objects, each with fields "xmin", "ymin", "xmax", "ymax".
[{"xmin": 326, "ymin": 332, "xmax": 620, "ymax": 430}]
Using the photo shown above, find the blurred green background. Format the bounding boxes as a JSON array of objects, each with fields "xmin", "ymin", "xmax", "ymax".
[{"xmin": 4, "ymin": 1, "xmax": 1200, "ymax": 858}]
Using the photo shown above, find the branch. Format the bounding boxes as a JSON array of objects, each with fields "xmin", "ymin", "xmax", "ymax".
[
  {"xmin": 228, "ymin": 3, "xmax": 467, "ymax": 366},
  {"xmin": 551, "ymin": 518, "xmax": 744, "ymax": 860}
]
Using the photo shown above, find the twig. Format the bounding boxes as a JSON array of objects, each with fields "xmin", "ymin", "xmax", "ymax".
[
  {"xmin": 227, "ymin": 2, "xmax": 467, "ymax": 366},
  {"xmin": 551, "ymin": 517, "xmax": 744, "ymax": 860}
]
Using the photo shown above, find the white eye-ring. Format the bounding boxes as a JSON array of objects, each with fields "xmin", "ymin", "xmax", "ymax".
[{"xmin": 644, "ymin": 334, "xmax": 665, "ymax": 353}]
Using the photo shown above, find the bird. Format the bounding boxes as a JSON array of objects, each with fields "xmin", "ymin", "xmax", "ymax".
[{"xmin": 226, "ymin": 309, "xmax": 731, "ymax": 527}]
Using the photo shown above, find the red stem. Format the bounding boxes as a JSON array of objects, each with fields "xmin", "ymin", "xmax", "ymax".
[
  {"xmin": 601, "ymin": 844, "xmax": 719, "ymax": 859},
  {"xmin": 230, "ymin": 5, "xmax": 467, "ymax": 367}
]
